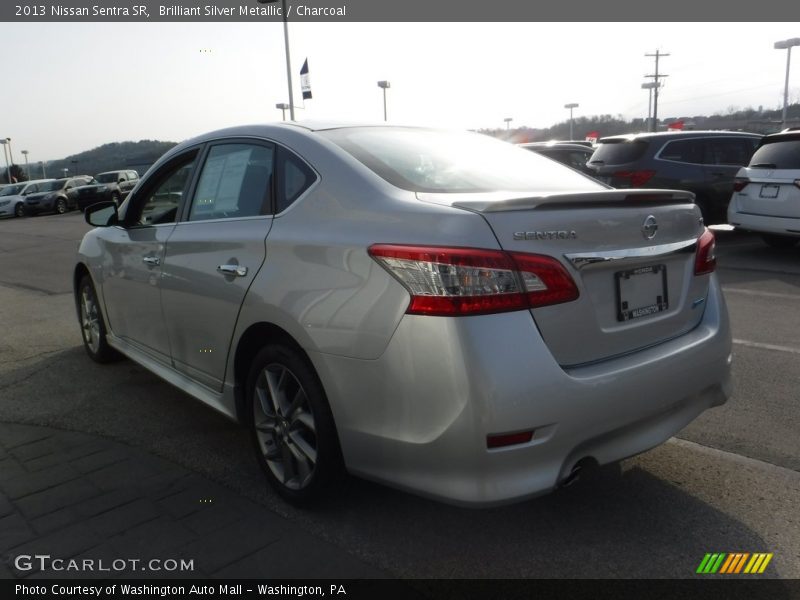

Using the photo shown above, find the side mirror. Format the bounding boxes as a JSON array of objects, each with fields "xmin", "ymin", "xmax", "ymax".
[
  {"xmin": 85, "ymin": 201, "xmax": 119, "ymax": 227},
  {"xmin": 118, "ymin": 178, "xmax": 126, "ymax": 184}
]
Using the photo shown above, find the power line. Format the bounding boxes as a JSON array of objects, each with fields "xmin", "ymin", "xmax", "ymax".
[{"xmin": 645, "ymin": 50, "xmax": 670, "ymax": 131}]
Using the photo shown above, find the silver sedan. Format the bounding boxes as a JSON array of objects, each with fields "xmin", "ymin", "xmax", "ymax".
[{"xmin": 74, "ymin": 123, "xmax": 732, "ymax": 506}]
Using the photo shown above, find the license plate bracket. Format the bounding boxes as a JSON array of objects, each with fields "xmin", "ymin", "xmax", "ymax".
[
  {"xmin": 615, "ymin": 264, "xmax": 668, "ymax": 322},
  {"xmin": 759, "ymin": 184, "xmax": 780, "ymax": 199}
]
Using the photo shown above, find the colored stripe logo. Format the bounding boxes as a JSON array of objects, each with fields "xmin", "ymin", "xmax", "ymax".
[{"xmin": 696, "ymin": 553, "xmax": 773, "ymax": 574}]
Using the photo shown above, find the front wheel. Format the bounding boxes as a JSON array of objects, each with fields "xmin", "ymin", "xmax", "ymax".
[
  {"xmin": 247, "ymin": 344, "xmax": 343, "ymax": 504},
  {"xmin": 77, "ymin": 275, "xmax": 123, "ymax": 363},
  {"xmin": 761, "ymin": 234, "xmax": 799, "ymax": 249},
  {"xmin": 14, "ymin": 203, "xmax": 24, "ymax": 218},
  {"xmin": 55, "ymin": 198, "xmax": 67, "ymax": 214}
]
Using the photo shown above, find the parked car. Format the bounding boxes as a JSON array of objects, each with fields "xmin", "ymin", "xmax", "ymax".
[
  {"xmin": 74, "ymin": 170, "xmax": 139, "ymax": 210},
  {"xmin": 0, "ymin": 179, "xmax": 56, "ymax": 218},
  {"xmin": 727, "ymin": 130, "xmax": 800, "ymax": 248},
  {"xmin": 586, "ymin": 131, "xmax": 761, "ymax": 224},
  {"xmin": 519, "ymin": 141, "xmax": 596, "ymax": 175},
  {"xmin": 75, "ymin": 123, "xmax": 731, "ymax": 506},
  {"xmin": 23, "ymin": 176, "xmax": 93, "ymax": 215}
]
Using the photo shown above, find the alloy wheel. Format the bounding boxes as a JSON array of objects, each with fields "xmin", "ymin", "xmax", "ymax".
[
  {"xmin": 253, "ymin": 363, "xmax": 318, "ymax": 490},
  {"xmin": 80, "ymin": 286, "xmax": 102, "ymax": 354}
]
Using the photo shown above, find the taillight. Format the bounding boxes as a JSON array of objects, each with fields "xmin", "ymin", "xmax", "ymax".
[
  {"xmin": 613, "ymin": 169, "xmax": 656, "ymax": 187},
  {"xmin": 694, "ymin": 229, "xmax": 716, "ymax": 276},
  {"xmin": 733, "ymin": 177, "xmax": 750, "ymax": 192},
  {"xmin": 794, "ymin": 179, "xmax": 800, "ymax": 190},
  {"xmin": 368, "ymin": 244, "xmax": 579, "ymax": 316}
]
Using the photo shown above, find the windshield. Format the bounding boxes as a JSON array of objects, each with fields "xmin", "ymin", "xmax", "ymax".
[
  {"xmin": 41, "ymin": 180, "xmax": 65, "ymax": 192},
  {"xmin": 589, "ymin": 139, "xmax": 649, "ymax": 165},
  {"xmin": 320, "ymin": 127, "xmax": 603, "ymax": 193},
  {"xmin": 0, "ymin": 184, "xmax": 25, "ymax": 196},
  {"xmin": 95, "ymin": 173, "xmax": 118, "ymax": 184}
]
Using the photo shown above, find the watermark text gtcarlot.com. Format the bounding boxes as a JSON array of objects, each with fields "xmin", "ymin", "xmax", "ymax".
[{"xmin": 13, "ymin": 554, "xmax": 194, "ymax": 573}]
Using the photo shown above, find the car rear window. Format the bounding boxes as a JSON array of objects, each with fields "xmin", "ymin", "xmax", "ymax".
[
  {"xmin": 589, "ymin": 140, "xmax": 649, "ymax": 165},
  {"xmin": 749, "ymin": 138, "xmax": 800, "ymax": 169},
  {"xmin": 319, "ymin": 127, "xmax": 602, "ymax": 193}
]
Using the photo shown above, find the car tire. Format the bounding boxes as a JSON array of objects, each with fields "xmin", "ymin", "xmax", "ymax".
[
  {"xmin": 761, "ymin": 234, "xmax": 799, "ymax": 249},
  {"xmin": 55, "ymin": 198, "xmax": 67, "ymax": 214},
  {"xmin": 246, "ymin": 343, "xmax": 343, "ymax": 504},
  {"xmin": 77, "ymin": 275, "xmax": 123, "ymax": 363},
  {"xmin": 111, "ymin": 192, "xmax": 120, "ymax": 206},
  {"xmin": 14, "ymin": 203, "xmax": 24, "ymax": 218}
]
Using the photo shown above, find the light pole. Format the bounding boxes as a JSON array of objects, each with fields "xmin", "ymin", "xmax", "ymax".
[
  {"xmin": 71, "ymin": 160, "xmax": 79, "ymax": 177},
  {"xmin": 377, "ymin": 81, "xmax": 391, "ymax": 121},
  {"xmin": 258, "ymin": 0, "xmax": 295, "ymax": 121},
  {"xmin": 21, "ymin": 150, "xmax": 29, "ymax": 179},
  {"xmin": 0, "ymin": 140, "xmax": 9, "ymax": 183},
  {"xmin": 641, "ymin": 82, "xmax": 660, "ymax": 131},
  {"xmin": 275, "ymin": 102, "xmax": 289, "ymax": 121},
  {"xmin": 504, "ymin": 117, "xmax": 513, "ymax": 130},
  {"xmin": 564, "ymin": 103, "xmax": 579, "ymax": 140},
  {"xmin": 5, "ymin": 138, "xmax": 14, "ymax": 167},
  {"xmin": 39, "ymin": 161, "xmax": 46, "ymax": 179},
  {"xmin": 775, "ymin": 38, "xmax": 800, "ymax": 129}
]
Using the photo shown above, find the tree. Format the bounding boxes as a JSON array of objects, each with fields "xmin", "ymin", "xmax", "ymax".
[{"xmin": 2, "ymin": 164, "xmax": 27, "ymax": 184}]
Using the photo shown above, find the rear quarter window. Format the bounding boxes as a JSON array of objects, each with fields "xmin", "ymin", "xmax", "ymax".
[
  {"xmin": 658, "ymin": 139, "xmax": 704, "ymax": 164},
  {"xmin": 749, "ymin": 139, "xmax": 800, "ymax": 169}
]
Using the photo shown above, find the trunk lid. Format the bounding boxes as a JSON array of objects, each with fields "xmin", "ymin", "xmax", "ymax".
[{"xmin": 420, "ymin": 189, "xmax": 708, "ymax": 366}]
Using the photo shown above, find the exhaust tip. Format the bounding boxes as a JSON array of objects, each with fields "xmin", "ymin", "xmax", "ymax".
[{"xmin": 558, "ymin": 457, "xmax": 598, "ymax": 489}]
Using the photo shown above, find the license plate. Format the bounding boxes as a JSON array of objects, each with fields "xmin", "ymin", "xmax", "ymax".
[
  {"xmin": 615, "ymin": 264, "xmax": 668, "ymax": 322},
  {"xmin": 760, "ymin": 184, "xmax": 780, "ymax": 199}
]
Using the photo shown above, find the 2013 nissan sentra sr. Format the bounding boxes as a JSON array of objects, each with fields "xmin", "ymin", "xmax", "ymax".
[{"xmin": 74, "ymin": 123, "xmax": 732, "ymax": 506}]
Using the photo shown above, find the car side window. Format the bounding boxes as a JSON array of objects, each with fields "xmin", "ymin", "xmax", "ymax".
[
  {"xmin": 703, "ymin": 138, "xmax": 752, "ymax": 166},
  {"xmin": 188, "ymin": 143, "xmax": 275, "ymax": 221},
  {"xmin": 276, "ymin": 146, "xmax": 316, "ymax": 214},
  {"xmin": 660, "ymin": 139, "xmax": 703, "ymax": 164},
  {"xmin": 135, "ymin": 155, "xmax": 197, "ymax": 226}
]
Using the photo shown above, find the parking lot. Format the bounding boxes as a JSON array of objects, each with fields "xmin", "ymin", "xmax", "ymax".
[{"xmin": 0, "ymin": 211, "xmax": 798, "ymax": 579}]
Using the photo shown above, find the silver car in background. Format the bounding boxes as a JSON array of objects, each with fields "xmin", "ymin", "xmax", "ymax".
[{"xmin": 74, "ymin": 123, "xmax": 731, "ymax": 506}]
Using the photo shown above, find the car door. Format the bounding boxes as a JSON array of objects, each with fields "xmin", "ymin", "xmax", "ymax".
[
  {"xmin": 159, "ymin": 141, "xmax": 276, "ymax": 391},
  {"xmin": 99, "ymin": 151, "xmax": 199, "ymax": 364}
]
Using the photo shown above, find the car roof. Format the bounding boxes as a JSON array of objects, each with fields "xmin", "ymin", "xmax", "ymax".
[
  {"xmin": 760, "ymin": 131, "xmax": 800, "ymax": 144},
  {"xmin": 599, "ymin": 130, "xmax": 762, "ymax": 142},
  {"xmin": 520, "ymin": 142, "xmax": 594, "ymax": 151}
]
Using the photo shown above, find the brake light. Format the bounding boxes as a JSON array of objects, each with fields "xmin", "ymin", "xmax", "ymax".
[
  {"xmin": 733, "ymin": 177, "xmax": 750, "ymax": 192},
  {"xmin": 614, "ymin": 170, "xmax": 656, "ymax": 187},
  {"xmin": 694, "ymin": 229, "xmax": 716, "ymax": 276},
  {"xmin": 368, "ymin": 244, "xmax": 579, "ymax": 316}
]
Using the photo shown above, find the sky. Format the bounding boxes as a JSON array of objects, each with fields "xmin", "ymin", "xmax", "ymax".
[{"xmin": 2, "ymin": 21, "xmax": 800, "ymax": 162}]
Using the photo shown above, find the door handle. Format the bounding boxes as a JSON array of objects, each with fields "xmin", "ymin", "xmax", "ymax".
[
  {"xmin": 142, "ymin": 256, "xmax": 160, "ymax": 266},
  {"xmin": 217, "ymin": 264, "xmax": 248, "ymax": 277}
]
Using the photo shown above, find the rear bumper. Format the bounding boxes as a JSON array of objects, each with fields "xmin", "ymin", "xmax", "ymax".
[
  {"xmin": 310, "ymin": 275, "xmax": 732, "ymax": 506},
  {"xmin": 727, "ymin": 206, "xmax": 800, "ymax": 237}
]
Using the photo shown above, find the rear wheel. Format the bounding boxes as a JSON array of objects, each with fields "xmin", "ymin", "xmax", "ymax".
[
  {"xmin": 761, "ymin": 234, "xmax": 799, "ymax": 249},
  {"xmin": 77, "ymin": 275, "xmax": 123, "ymax": 363},
  {"xmin": 55, "ymin": 198, "xmax": 67, "ymax": 214},
  {"xmin": 247, "ymin": 344, "xmax": 342, "ymax": 504}
]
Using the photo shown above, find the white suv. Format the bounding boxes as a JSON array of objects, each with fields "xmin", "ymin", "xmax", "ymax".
[{"xmin": 728, "ymin": 130, "xmax": 800, "ymax": 248}]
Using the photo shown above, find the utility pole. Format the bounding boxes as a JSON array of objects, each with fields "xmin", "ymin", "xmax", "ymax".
[{"xmin": 645, "ymin": 50, "xmax": 669, "ymax": 133}]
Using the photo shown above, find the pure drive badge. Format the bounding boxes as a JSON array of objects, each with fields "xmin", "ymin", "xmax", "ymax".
[{"xmin": 513, "ymin": 230, "xmax": 578, "ymax": 241}]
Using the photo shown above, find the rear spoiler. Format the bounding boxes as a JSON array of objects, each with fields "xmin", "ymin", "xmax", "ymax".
[{"xmin": 417, "ymin": 189, "xmax": 696, "ymax": 213}]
